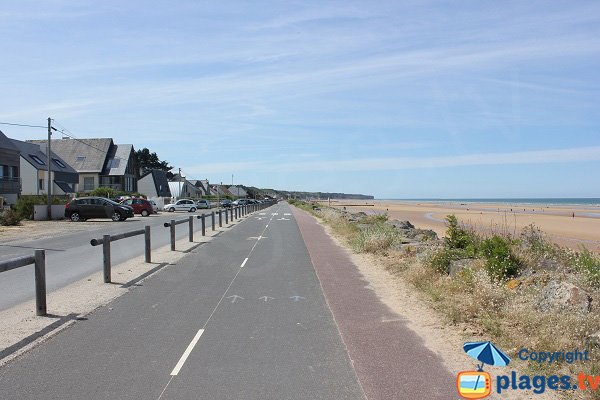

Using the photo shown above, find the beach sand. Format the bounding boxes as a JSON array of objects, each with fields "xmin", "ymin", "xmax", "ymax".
[{"xmin": 322, "ymin": 200, "xmax": 600, "ymax": 252}]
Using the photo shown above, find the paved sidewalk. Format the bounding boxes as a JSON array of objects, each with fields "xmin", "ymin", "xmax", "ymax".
[{"xmin": 292, "ymin": 206, "xmax": 456, "ymax": 400}]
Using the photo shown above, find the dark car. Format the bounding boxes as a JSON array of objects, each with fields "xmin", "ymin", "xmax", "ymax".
[
  {"xmin": 220, "ymin": 199, "xmax": 233, "ymax": 208},
  {"xmin": 65, "ymin": 197, "xmax": 134, "ymax": 222},
  {"xmin": 120, "ymin": 197, "xmax": 154, "ymax": 216}
]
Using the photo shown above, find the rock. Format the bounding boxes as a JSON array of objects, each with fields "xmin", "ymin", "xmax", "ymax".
[
  {"xmin": 538, "ymin": 281, "xmax": 592, "ymax": 313},
  {"xmin": 506, "ymin": 279, "xmax": 521, "ymax": 290},
  {"xmin": 449, "ymin": 259, "xmax": 473, "ymax": 277},
  {"xmin": 536, "ymin": 258, "xmax": 562, "ymax": 271},
  {"xmin": 387, "ymin": 220, "xmax": 415, "ymax": 229}
]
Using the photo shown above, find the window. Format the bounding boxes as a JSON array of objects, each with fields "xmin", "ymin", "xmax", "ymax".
[
  {"xmin": 107, "ymin": 159, "xmax": 120, "ymax": 169},
  {"xmin": 53, "ymin": 159, "xmax": 66, "ymax": 168},
  {"xmin": 83, "ymin": 177, "xmax": 95, "ymax": 191},
  {"xmin": 38, "ymin": 179, "xmax": 44, "ymax": 190},
  {"xmin": 29, "ymin": 154, "xmax": 45, "ymax": 165}
]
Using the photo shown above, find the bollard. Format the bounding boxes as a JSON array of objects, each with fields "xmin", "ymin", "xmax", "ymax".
[
  {"xmin": 103, "ymin": 234, "xmax": 111, "ymax": 283},
  {"xmin": 170, "ymin": 219, "xmax": 176, "ymax": 251},
  {"xmin": 235, "ymin": 207, "xmax": 238, "ymax": 220},
  {"xmin": 201, "ymin": 214, "xmax": 206, "ymax": 236},
  {"xmin": 225, "ymin": 208, "xmax": 229, "ymax": 224},
  {"xmin": 189, "ymin": 216, "xmax": 194, "ymax": 242},
  {"xmin": 219, "ymin": 210, "xmax": 222, "ymax": 227},
  {"xmin": 211, "ymin": 211, "xmax": 215, "ymax": 231},
  {"xmin": 145, "ymin": 226, "xmax": 151, "ymax": 263},
  {"xmin": 34, "ymin": 249, "xmax": 47, "ymax": 316}
]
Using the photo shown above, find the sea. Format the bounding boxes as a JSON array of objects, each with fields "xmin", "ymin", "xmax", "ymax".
[{"xmin": 382, "ymin": 198, "xmax": 600, "ymax": 207}]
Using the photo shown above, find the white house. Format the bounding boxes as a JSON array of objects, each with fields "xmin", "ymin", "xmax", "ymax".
[{"xmin": 10, "ymin": 139, "xmax": 78, "ymax": 196}]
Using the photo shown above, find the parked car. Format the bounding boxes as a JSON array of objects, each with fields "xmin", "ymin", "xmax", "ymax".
[
  {"xmin": 195, "ymin": 199, "xmax": 211, "ymax": 209},
  {"xmin": 149, "ymin": 200, "xmax": 160, "ymax": 213},
  {"xmin": 232, "ymin": 199, "xmax": 249, "ymax": 206},
  {"xmin": 65, "ymin": 197, "xmax": 134, "ymax": 222},
  {"xmin": 220, "ymin": 199, "xmax": 233, "ymax": 208},
  {"xmin": 164, "ymin": 199, "xmax": 197, "ymax": 212},
  {"xmin": 120, "ymin": 197, "xmax": 154, "ymax": 216}
]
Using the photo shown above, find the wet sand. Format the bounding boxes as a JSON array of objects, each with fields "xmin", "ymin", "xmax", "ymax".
[{"xmin": 322, "ymin": 200, "xmax": 600, "ymax": 252}]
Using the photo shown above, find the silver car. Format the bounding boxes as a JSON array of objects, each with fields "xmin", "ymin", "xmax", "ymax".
[
  {"xmin": 195, "ymin": 199, "xmax": 211, "ymax": 209},
  {"xmin": 163, "ymin": 199, "xmax": 197, "ymax": 212}
]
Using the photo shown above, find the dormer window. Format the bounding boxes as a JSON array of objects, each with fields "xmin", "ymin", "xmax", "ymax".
[
  {"xmin": 29, "ymin": 154, "xmax": 45, "ymax": 165},
  {"xmin": 53, "ymin": 158, "xmax": 66, "ymax": 168}
]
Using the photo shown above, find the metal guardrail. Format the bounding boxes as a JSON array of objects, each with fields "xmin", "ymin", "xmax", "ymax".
[
  {"xmin": 0, "ymin": 250, "xmax": 46, "ymax": 316},
  {"xmin": 91, "ymin": 226, "xmax": 151, "ymax": 283}
]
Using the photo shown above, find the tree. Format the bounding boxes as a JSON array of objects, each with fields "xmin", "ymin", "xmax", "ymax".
[{"xmin": 135, "ymin": 148, "xmax": 172, "ymax": 173}]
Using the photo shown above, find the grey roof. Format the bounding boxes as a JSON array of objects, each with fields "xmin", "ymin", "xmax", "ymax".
[
  {"xmin": 102, "ymin": 144, "xmax": 133, "ymax": 176},
  {"xmin": 0, "ymin": 130, "xmax": 19, "ymax": 152},
  {"xmin": 10, "ymin": 139, "xmax": 77, "ymax": 174},
  {"xmin": 140, "ymin": 169, "xmax": 171, "ymax": 197},
  {"xmin": 28, "ymin": 138, "xmax": 113, "ymax": 173}
]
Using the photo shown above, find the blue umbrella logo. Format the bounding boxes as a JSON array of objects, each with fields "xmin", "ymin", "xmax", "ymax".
[{"xmin": 463, "ymin": 341, "xmax": 511, "ymax": 371}]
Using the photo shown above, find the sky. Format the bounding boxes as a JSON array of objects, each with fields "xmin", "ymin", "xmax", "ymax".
[{"xmin": 1, "ymin": 0, "xmax": 599, "ymax": 198}]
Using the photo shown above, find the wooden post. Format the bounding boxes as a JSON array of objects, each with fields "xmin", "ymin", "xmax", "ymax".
[
  {"xmin": 103, "ymin": 234, "xmax": 111, "ymax": 283},
  {"xmin": 144, "ymin": 226, "xmax": 151, "ymax": 263},
  {"xmin": 34, "ymin": 249, "xmax": 47, "ymax": 316}
]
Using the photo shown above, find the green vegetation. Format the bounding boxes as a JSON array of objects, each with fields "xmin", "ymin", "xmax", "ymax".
[
  {"xmin": 88, "ymin": 187, "xmax": 146, "ymax": 199},
  {"xmin": 0, "ymin": 209, "xmax": 22, "ymax": 226},
  {"xmin": 14, "ymin": 195, "xmax": 68, "ymax": 220}
]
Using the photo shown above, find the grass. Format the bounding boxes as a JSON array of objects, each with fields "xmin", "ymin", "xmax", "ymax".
[{"xmin": 290, "ymin": 200, "xmax": 600, "ymax": 397}]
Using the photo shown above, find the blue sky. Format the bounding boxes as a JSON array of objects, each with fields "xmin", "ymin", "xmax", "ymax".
[{"xmin": 1, "ymin": 0, "xmax": 599, "ymax": 198}]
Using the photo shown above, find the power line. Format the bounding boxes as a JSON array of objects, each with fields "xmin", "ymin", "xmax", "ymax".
[{"xmin": 0, "ymin": 121, "xmax": 47, "ymax": 129}]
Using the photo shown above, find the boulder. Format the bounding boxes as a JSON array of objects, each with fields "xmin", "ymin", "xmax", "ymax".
[
  {"xmin": 387, "ymin": 220, "xmax": 415, "ymax": 230},
  {"xmin": 538, "ymin": 281, "xmax": 592, "ymax": 313}
]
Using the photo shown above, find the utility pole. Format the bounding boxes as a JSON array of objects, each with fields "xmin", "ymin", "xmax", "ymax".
[
  {"xmin": 178, "ymin": 168, "xmax": 182, "ymax": 200},
  {"xmin": 46, "ymin": 118, "xmax": 52, "ymax": 220}
]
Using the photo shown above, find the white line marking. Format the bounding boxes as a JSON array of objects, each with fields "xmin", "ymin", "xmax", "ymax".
[
  {"xmin": 170, "ymin": 329, "xmax": 205, "ymax": 376},
  {"xmin": 240, "ymin": 257, "xmax": 248, "ymax": 268},
  {"xmin": 265, "ymin": 224, "xmax": 269, "ymax": 228}
]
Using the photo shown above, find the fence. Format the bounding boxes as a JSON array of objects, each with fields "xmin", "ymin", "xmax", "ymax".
[
  {"xmin": 90, "ymin": 226, "xmax": 151, "ymax": 283},
  {"xmin": 0, "ymin": 250, "xmax": 46, "ymax": 316}
]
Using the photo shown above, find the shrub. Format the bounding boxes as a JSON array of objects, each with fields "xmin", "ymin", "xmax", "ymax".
[
  {"xmin": 480, "ymin": 235, "xmax": 519, "ymax": 281},
  {"xmin": 427, "ymin": 248, "xmax": 470, "ymax": 274},
  {"xmin": 358, "ymin": 214, "xmax": 388, "ymax": 225},
  {"xmin": 89, "ymin": 187, "xmax": 117, "ymax": 198},
  {"xmin": 14, "ymin": 195, "xmax": 67, "ymax": 220},
  {"xmin": 571, "ymin": 248, "xmax": 600, "ymax": 288},
  {"xmin": 444, "ymin": 214, "xmax": 477, "ymax": 254},
  {"xmin": 0, "ymin": 209, "xmax": 22, "ymax": 226},
  {"xmin": 351, "ymin": 223, "xmax": 398, "ymax": 253}
]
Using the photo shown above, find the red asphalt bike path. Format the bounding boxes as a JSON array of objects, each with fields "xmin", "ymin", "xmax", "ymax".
[{"xmin": 292, "ymin": 206, "xmax": 456, "ymax": 400}]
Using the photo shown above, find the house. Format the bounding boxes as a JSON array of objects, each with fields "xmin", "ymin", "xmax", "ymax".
[
  {"xmin": 138, "ymin": 169, "xmax": 172, "ymax": 198},
  {"xmin": 0, "ymin": 130, "xmax": 21, "ymax": 206},
  {"xmin": 188, "ymin": 179, "xmax": 211, "ymax": 196},
  {"xmin": 209, "ymin": 184, "xmax": 232, "ymax": 197},
  {"xmin": 168, "ymin": 179, "xmax": 203, "ymax": 199},
  {"xmin": 29, "ymin": 138, "xmax": 139, "ymax": 193},
  {"xmin": 228, "ymin": 185, "xmax": 247, "ymax": 198},
  {"xmin": 10, "ymin": 139, "xmax": 79, "ymax": 196}
]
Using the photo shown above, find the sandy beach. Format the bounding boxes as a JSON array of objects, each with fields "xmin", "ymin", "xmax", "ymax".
[{"xmin": 323, "ymin": 200, "xmax": 600, "ymax": 252}]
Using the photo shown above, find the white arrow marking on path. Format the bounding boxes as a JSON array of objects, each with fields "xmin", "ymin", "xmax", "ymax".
[
  {"xmin": 227, "ymin": 295, "xmax": 244, "ymax": 303},
  {"xmin": 289, "ymin": 296, "xmax": 305, "ymax": 302},
  {"xmin": 271, "ymin": 213, "xmax": 279, "ymax": 216},
  {"xmin": 259, "ymin": 213, "xmax": 266, "ymax": 215},
  {"xmin": 259, "ymin": 296, "xmax": 275, "ymax": 302},
  {"xmin": 284, "ymin": 213, "xmax": 291, "ymax": 216},
  {"xmin": 277, "ymin": 218, "xmax": 290, "ymax": 221}
]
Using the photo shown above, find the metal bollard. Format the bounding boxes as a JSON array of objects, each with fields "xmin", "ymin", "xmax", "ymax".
[
  {"xmin": 170, "ymin": 220, "xmax": 176, "ymax": 251},
  {"xmin": 219, "ymin": 210, "xmax": 222, "ymax": 227},
  {"xmin": 225, "ymin": 208, "xmax": 229, "ymax": 224},
  {"xmin": 211, "ymin": 211, "xmax": 215, "ymax": 231},
  {"xmin": 235, "ymin": 207, "xmax": 238, "ymax": 219},
  {"xmin": 201, "ymin": 214, "xmax": 206, "ymax": 236},
  {"xmin": 189, "ymin": 216, "xmax": 194, "ymax": 242},
  {"xmin": 145, "ymin": 226, "xmax": 151, "ymax": 263},
  {"xmin": 103, "ymin": 234, "xmax": 111, "ymax": 283},
  {"xmin": 34, "ymin": 249, "xmax": 47, "ymax": 316}
]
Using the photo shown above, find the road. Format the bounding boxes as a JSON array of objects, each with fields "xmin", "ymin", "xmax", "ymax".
[
  {"xmin": 0, "ymin": 208, "xmax": 230, "ymax": 311},
  {"xmin": 0, "ymin": 202, "xmax": 366, "ymax": 399}
]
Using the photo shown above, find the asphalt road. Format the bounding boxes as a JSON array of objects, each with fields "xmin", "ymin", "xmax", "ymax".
[
  {"xmin": 0, "ymin": 203, "xmax": 366, "ymax": 399},
  {"xmin": 0, "ymin": 207, "xmax": 232, "ymax": 311}
]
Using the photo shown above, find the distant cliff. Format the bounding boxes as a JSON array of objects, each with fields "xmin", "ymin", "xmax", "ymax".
[{"xmin": 258, "ymin": 188, "xmax": 374, "ymax": 200}]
